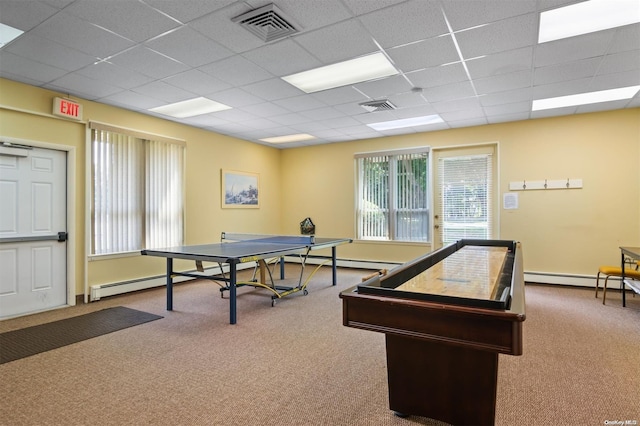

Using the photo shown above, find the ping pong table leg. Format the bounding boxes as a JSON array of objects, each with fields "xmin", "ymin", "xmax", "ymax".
[
  {"xmin": 280, "ymin": 257, "xmax": 285, "ymax": 279},
  {"xmin": 332, "ymin": 246, "xmax": 337, "ymax": 286},
  {"xmin": 166, "ymin": 258, "xmax": 174, "ymax": 311},
  {"xmin": 230, "ymin": 264, "xmax": 237, "ymax": 324}
]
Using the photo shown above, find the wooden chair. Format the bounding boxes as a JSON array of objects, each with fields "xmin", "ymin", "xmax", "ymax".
[{"xmin": 596, "ymin": 261, "xmax": 640, "ymax": 304}]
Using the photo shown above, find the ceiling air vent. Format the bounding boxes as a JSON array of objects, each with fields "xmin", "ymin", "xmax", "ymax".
[
  {"xmin": 232, "ymin": 4, "xmax": 299, "ymax": 43},
  {"xmin": 359, "ymin": 99, "xmax": 396, "ymax": 112}
]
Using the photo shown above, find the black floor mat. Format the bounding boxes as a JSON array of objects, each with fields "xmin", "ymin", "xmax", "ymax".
[{"xmin": 0, "ymin": 306, "xmax": 163, "ymax": 364}]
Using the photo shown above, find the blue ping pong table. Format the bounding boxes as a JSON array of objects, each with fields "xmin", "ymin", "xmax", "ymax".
[{"xmin": 141, "ymin": 233, "xmax": 352, "ymax": 324}]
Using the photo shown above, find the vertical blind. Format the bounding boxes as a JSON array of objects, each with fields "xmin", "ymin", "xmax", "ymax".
[
  {"xmin": 145, "ymin": 140, "xmax": 184, "ymax": 249},
  {"xmin": 356, "ymin": 148, "xmax": 428, "ymax": 242},
  {"xmin": 358, "ymin": 153, "xmax": 390, "ymax": 240},
  {"xmin": 91, "ymin": 126, "xmax": 184, "ymax": 255},
  {"xmin": 438, "ymin": 154, "xmax": 492, "ymax": 244}
]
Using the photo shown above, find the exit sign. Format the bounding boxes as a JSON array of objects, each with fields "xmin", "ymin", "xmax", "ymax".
[{"xmin": 53, "ymin": 97, "xmax": 83, "ymax": 120}]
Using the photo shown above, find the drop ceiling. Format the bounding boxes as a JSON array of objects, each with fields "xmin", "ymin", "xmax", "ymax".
[{"xmin": 0, "ymin": 0, "xmax": 638, "ymax": 148}]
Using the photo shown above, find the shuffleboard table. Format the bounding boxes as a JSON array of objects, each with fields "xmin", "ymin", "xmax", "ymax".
[{"xmin": 339, "ymin": 239, "xmax": 526, "ymax": 425}]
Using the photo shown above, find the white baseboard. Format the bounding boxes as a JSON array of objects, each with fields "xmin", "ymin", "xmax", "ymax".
[
  {"xmin": 89, "ymin": 258, "xmax": 399, "ymax": 301},
  {"xmin": 89, "ymin": 263, "xmax": 255, "ymax": 301},
  {"xmin": 525, "ymin": 271, "xmax": 614, "ymax": 288},
  {"xmin": 89, "ymin": 259, "xmax": 611, "ymax": 301}
]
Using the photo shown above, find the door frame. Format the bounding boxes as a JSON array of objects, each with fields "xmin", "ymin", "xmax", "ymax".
[
  {"xmin": 1, "ymin": 135, "xmax": 77, "ymax": 312},
  {"xmin": 430, "ymin": 142, "xmax": 500, "ymax": 250}
]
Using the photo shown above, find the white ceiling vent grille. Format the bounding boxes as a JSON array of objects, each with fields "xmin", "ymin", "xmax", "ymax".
[
  {"xmin": 232, "ymin": 4, "xmax": 299, "ymax": 43},
  {"xmin": 359, "ymin": 99, "xmax": 396, "ymax": 112}
]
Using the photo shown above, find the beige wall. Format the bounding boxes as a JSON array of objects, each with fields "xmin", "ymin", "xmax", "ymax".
[
  {"xmin": 1, "ymin": 78, "xmax": 639, "ymax": 297},
  {"xmin": 281, "ymin": 109, "xmax": 640, "ymax": 275}
]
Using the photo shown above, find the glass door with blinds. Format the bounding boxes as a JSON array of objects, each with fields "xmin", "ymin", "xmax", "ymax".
[{"xmin": 432, "ymin": 145, "xmax": 497, "ymax": 250}]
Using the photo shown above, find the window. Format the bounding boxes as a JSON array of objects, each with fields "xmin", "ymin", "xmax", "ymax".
[
  {"xmin": 438, "ymin": 154, "xmax": 493, "ymax": 244},
  {"xmin": 90, "ymin": 123, "xmax": 185, "ymax": 255},
  {"xmin": 356, "ymin": 147, "xmax": 429, "ymax": 242}
]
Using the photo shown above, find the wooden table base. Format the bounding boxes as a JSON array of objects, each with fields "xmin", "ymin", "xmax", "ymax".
[{"xmin": 385, "ymin": 334, "xmax": 498, "ymax": 425}]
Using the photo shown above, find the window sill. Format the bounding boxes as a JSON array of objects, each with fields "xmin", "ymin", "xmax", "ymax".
[{"xmin": 88, "ymin": 251, "xmax": 141, "ymax": 261}]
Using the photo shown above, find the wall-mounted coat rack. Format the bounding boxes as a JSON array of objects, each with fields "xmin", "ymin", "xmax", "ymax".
[{"xmin": 508, "ymin": 178, "xmax": 583, "ymax": 191}]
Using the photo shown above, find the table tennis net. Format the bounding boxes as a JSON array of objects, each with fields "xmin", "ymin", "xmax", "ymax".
[{"xmin": 221, "ymin": 232, "xmax": 315, "ymax": 245}]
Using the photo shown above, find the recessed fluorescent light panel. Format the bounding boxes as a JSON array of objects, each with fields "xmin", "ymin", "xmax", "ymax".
[
  {"xmin": 149, "ymin": 97, "xmax": 231, "ymax": 118},
  {"xmin": 367, "ymin": 115, "xmax": 444, "ymax": 131},
  {"xmin": 282, "ymin": 52, "xmax": 399, "ymax": 93},
  {"xmin": 260, "ymin": 133, "xmax": 315, "ymax": 144},
  {"xmin": 532, "ymin": 86, "xmax": 640, "ymax": 111},
  {"xmin": 0, "ymin": 23, "xmax": 24, "ymax": 48},
  {"xmin": 538, "ymin": 0, "xmax": 640, "ymax": 43}
]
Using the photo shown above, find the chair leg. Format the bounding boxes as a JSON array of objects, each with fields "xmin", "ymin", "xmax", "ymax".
[
  {"xmin": 595, "ymin": 272, "xmax": 601, "ymax": 298},
  {"xmin": 603, "ymin": 275, "xmax": 610, "ymax": 304}
]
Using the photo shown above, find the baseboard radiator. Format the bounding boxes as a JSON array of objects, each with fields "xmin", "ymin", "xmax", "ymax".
[
  {"xmin": 89, "ymin": 258, "xmax": 609, "ymax": 302},
  {"xmin": 89, "ymin": 258, "xmax": 400, "ymax": 302}
]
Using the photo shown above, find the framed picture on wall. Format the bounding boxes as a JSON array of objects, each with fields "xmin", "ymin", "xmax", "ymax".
[{"xmin": 221, "ymin": 169, "xmax": 260, "ymax": 208}]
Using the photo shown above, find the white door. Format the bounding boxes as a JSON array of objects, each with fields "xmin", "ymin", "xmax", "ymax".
[
  {"xmin": 432, "ymin": 145, "xmax": 497, "ymax": 250},
  {"xmin": 0, "ymin": 145, "xmax": 67, "ymax": 318}
]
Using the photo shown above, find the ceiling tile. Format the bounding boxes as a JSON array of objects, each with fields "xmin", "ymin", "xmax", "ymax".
[
  {"xmin": 354, "ymin": 75, "xmax": 414, "ymax": 99},
  {"xmin": 474, "ymin": 70, "xmax": 533, "ymax": 95},
  {"xmin": 341, "ymin": 0, "xmax": 407, "ymax": 16},
  {"xmin": 311, "ymin": 86, "xmax": 369, "ymax": 105},
  {"xmin": 479, "ymin": 87, "xmax": 533, "ymax": 107},
  {"xmin": 442, "ymin": 0, "xmax": 537, "ymax": 31},
  {"xmin": 30, "ymin": 12, "xmax": 135, "ymax": 58},
  {"xmin": 76, "ymin": 62, "xmax": 154, "ymax": 90},
  {"xmin": 63, "ymin": 0, "xmax": 180, "ymax": 43},
  {"xmin": 204, "ymin": 88, "xmax": 264, "ymax": 108},
  {"xmin": 465, "ymin": 47, "xmax": 533, "ymax": 79},
  {"xmin": 145, "ymin": 27, "xmax": 233, "ymax": 67},
  {"xmin": 532, "ymin": 78, "xmax": 591, "ymax": 99},
  {"xmin": 448, "ymin": 117, "xmax": 488, "ymax": 128},
  {"xmin": 99, "ymin": 90, "xmax": 165, "ymax": 110},
  {"xmin": 300, "ymin": 106, "xmax": 344, "ymax": 121},
  {"xmin": 456, "ymin": 13, "xmax": 537, "ymax": 58},
  {"xmin": 608, "ymin": 23, "xmax": 640, "ymax": 54},
  {"xmin": 433, "ymin": 97, "xmax": 483, "ymax": 113},
  {"xmin": 4, "ymin": 33, "xmax": 95, "ymax": 71},
  {"xmin": 143, "ymin": 0, "xmax": 235, "ymax": 24},
  {"xmin": 45, "ymin": 72, "xmax": 123, "ymax": 100},
  {"xmin": 269, "ymin": 113, "xmax": 314, "ymax": 126},
  {"xmin": 163, "ymin": 69, "xmax": 231, "ymax": 95},
  {"xmin": 597, "ymin": 50, "xmax": 640, "ymax": 76},
  {"xmin": 482, "ymin": 100, "xmax": 532, "ymax": 116},
  {"xmin": 589, "ymin": 70, "xmax": 640, "ymax": 91},
  {"xmin": 242, "ymin": 39, "xmax": 323, "ymax": 76},
  {"xmin": 387, "ymin": 35, "xmax": 460, "ymax": 72},
  {"xmin": 0, "ymin": 51, "xmax": 67, "ymax": 83},
  {"xmin": 440, "ymin": 107, "xmax": 486, "ymax": 122},
  {"xmin": 487, "ymin": 111, "xmax": 530, "ymax": 124},
  {"xmin": 198, "ymin": 55, "xmax": 272, "ymax": 86},
  {"xmin": 534, "ymin": 31, "xmax": 615, "ymax": 67},
  {"xmin": 294, "ymin": 20, "xmax": 378, "ymax": 64},
  {"xmin": 131, "ymin": 80, "xmax": 195, "ymax": 103},
  {"xmin": 189, "ymin": 3, "xmax": 268, "ymax": 54},
  {"xmin": 387, "ymin": 91, "xmax": 430, "ymax": 108},
  {"xmin": 358, "ymin": 0, "xmax": 449, "ymax": 48},
  {"xmin": 109, "ymin": 46, "xmax": 190, "ymax": 79},
  {"xmin": 534, "ymin": 57, "xmax": 601, "ymax": 86},
  {"xmin": 259, "ymin": 0, "xmax": 353, "ymax": 33},
  {"xmin": 0, "ymin": 0, "xmax": 58, "ymax": 31},
  {"xmin": 424, "ymin": 80, "xmax": 476, "ymax": 103},
  {"xmin": 243, "ymin": 78, "xmax": 304, "ymax": 101},
  {"xmin": 405, "ymin": 63, "xmax": 469, "ymax": 89},
  {"xmin": 239, "ymin": 102, "xmax": 291, "ymax": 118},
  {"xmin": 273, "ymin": 95, "xmax": 327, "ymax": 112}
]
